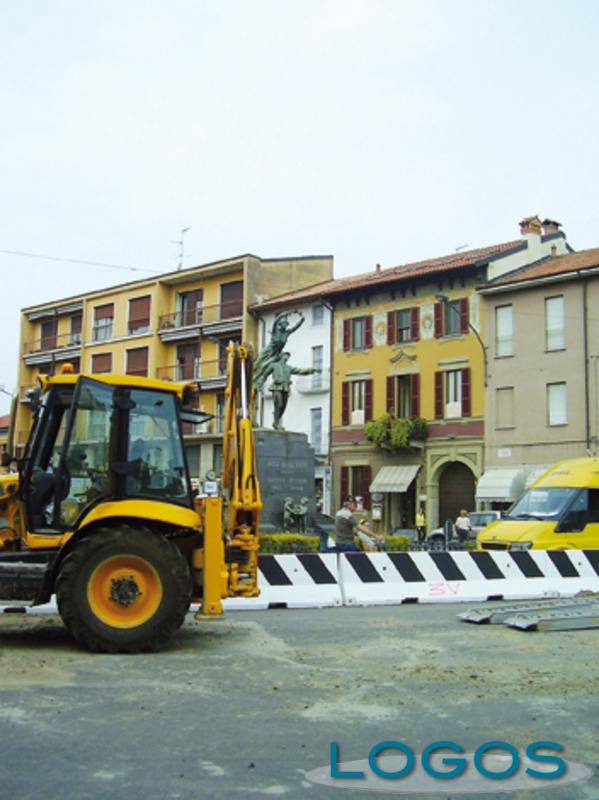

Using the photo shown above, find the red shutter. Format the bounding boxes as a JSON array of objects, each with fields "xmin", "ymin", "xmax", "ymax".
[
  {"xmin": 340, "ymin": 466, "xmax": 349, "ymax": 505},
  {"xmin": 364, "ymin": 315, "xmax": 373, "ymax": 348},
  {"xmin": 410, "ymin": 307, "xmax": 420, "ymax": 341},
  {"xmin": 343, "ymin": 319, "xmax": 351, "ymax": 351},
  {"xmin": 387, "ymin": 311, "xmax": 396, "ymax": 345},
  {"xmin": 460, "ymin": 298, "xmax": 469, "ymax": 334},
  {"xmin": 434, "ymin": 371, "xmax": 444, "ymax": 419},
  {"xmin": 461, "ymin": 368, "xmax": 471, "ymax": 417},
  {"xmin": 434, "ymin": 302, "xmax": 443, "ymax": 337},
  {"xmin": 386, "ymin": 375, "xmax": 395, "ymax": 412},
  {"xmin": 361, "ymin": 465, "xmax": 372, "ymax": 510},
  {"xmin": 410, "ymin": 373, "xmax": 420, "ymax": 418},
  {"xmin": 364, "ymin": 379, "xmax": 373, "ymax": 422},
  {"xmin": 341, "ymin": 382, "xmax": 350, "ymax": 426}
]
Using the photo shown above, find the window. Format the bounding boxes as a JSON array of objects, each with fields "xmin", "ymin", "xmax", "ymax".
[
  {"xmin": 496, "ymin": 386, "xmax": 514, "ymax": 428},
  {"xmin": 312, "ymin": 304, "xmax": 324, "ymax": 326},
  {"xmin": 495, "ymin": 305, "xmax": 513, "ymax": 357},
  {"xmin": 341, "ymin": 379, "xmax": 373, "ymax": 425},
  {"xmin": 176, "ymin": 343, "xmax": 199, "ymax": 380},
  {"xmin": 340, "ymin": 464, "xmax": 372, "ymax": 509},
  {"xmin": 216, "ymin": 393, "xmax": 226, "ymax": 433},
  {"xmin": 40, "ymin": 319, "xmax": 57, "ymax": 351},
  {"xmin": 312, "ymin": 345, "xmax": 323, "ymax": 389},
  {"xmin": 547, "ymin": 382, "xmax": 567, "ymax": 425},
  {"xmin": 220, "ymin": 280, "xmax": 243, "ymax": 319},
  {"xmin": 213, "ymin": 444, "xmax": 223, "ymax": 475},
  {"xmin": 91, "ymin": 353, "xmax": 112, "ymax": 374},
  {"xmin": 545, "ymin": 296, "xmax": 565, "ymax": 350},
  {"xmin": 69, "ymin": 313, "xmax": 82, "ymax": 345},
  {"xmin": 310, "ymin": 407, "xmax": 323, "ymax": 453},
  {"xmin": 126, "ymin": 347, "xmax": 149, "ymax": 377},
  {"xmin": 434, "ymin": 369, "xmax": 471, "ymax": 419},
  {"xmin": 387, "ymin": 308, "xmax": 419, "ymax": 344},
  {"xmin": 342, "ymin": 316, "xmax": 373, "ymax": 351},
  {"xmin": 93, "ymin": 304, "xmax": 114, "ymax": 341},
  {"xmin": 434, "ymin": 298, "xmax": 469, "ymax": 337},
  {"xmin": 386, "ymin": 374, "xmax": 420, "ymax": 418},
  {"xmin": 179, "ymin": 289, "xmax": 203, "ymax": 326},
  {"xmin": 128, "ymin": 295, "xmax": 151, "ymax": 335}
]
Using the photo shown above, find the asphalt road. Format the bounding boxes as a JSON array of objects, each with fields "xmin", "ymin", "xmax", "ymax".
[{"xmin": 1, "ymin": 603, "xmax": 598, "ymax": 800}]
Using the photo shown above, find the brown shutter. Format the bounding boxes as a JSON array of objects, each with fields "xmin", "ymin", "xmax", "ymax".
[
  {"xmin": 340, "ymin": 466, "xmax": 349, "ymax": 504},
  {"xmin": 126, "ymin": 347, "xmax": 149, "ymax": 377},
  {"xmin": 364, "ymin": 379, "xmax": 373, "ymax": 422},
  {"xmin": 70, "ymin": 314, "xmax": 82, "ymax": 335},
  {"xmin": 461, "ymin": 368, "xmax": 471, "ymax": 417},
  {"xmin": 386, "ymin": 375, "xmax": 395, "ymax": 412},
  {"xmin": 343, "ymin": 319, "xmax": 351, "ymax": 351},
  {"xmin": 364, "ymin": 315, "xmax": 373, "ymax": 348},
  {"xmin": 410, "ymin": 373, "xmax": 420, "ymax": 418},
  {"xmin": 95, "ymin": 303, "xmax": 114, "ymax": 320},
  {"xmin": 387, "ymin": 311, "xmax": 396, "ymax": 345},
  {"xmin": 361, "ymin": 465, "xmax": 372, "ymax": 510},
  {"xmin": 220, "ymin": 280, "xmax": 243, "ymax": 318},
  {"xmin": 91, "ymin": 353, "xmax": 112, "ymax": 374},
  {"xmin": 41, "ymin": 319, "xmax": 57, "ymax": 350},
  {"xmin": 434, "ymin": 371, "xmax": 444, "ymax": 419},
  {"xmin": 410, "ymin": 307, "xmax": 420, "ymax": 341},
  {"xmin": 460, "ymin": 298, "xmax": 469, "ymax": 334},
  {"xmin": 341, "ymin": 381, "xmax": 350, "ymax": 425},
  {"xmin": 129, "ymin": 295, "xmax": 151, "ymax": 331},
  {"xmin": 434, "ymin": 302, "xmax": 443, "ymax": 337}
]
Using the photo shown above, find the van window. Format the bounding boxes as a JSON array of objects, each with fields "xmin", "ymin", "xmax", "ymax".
[
  {"xmin": 507, "ymin": 487, "xmax": 578, "ymax": 520},
  {"xmin": 556, "ymin": 489, "xmax": 599, "ymax": 532}
]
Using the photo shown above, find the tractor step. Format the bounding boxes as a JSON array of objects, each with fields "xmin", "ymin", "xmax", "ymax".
[{"xmin": 0, "ymin": 555, "xmax": 51, "ymax": 602}]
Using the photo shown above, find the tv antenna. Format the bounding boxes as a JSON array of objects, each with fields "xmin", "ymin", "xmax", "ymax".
[{"xmin": 171, "ymin": 226, "xmax": 191, "ymax": 270}]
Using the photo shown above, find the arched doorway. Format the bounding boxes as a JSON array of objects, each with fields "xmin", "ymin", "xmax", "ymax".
[{"xmin": 438, "ymin": 462, "xmax": 475, "ymax": 527}]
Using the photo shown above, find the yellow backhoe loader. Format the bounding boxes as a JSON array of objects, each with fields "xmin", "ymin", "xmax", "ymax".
[{"xmin": 0, "ymin": 342, "xmax": 261, "ymax": 652}]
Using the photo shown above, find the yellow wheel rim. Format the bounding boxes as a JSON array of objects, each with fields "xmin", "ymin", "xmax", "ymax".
[{"xmin": 87, "ymin": 555, "xmax": 163, "ymax": 629}]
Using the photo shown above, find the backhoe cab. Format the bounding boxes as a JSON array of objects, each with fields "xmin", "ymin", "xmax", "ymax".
[{"xmin": 0, "ymin": 343, "xmax": 261, "ymax": 652}]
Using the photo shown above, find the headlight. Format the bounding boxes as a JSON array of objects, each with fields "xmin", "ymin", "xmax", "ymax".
[{"xmin": 509, "ymin": 541, "xmax": 533, "ymax": 551}]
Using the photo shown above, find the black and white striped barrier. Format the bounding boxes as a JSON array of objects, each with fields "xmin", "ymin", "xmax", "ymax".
[{"xmin": 5, "ymin": 551, "xmax": 599, "ymax": 615}]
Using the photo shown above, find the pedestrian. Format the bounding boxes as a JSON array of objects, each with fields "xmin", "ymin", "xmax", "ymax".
[
  {"xmin": 454, "ymin": 509, "xmax": 472, "ymax": 543},
  {"xmin": 415, "ymin": 506, "xmax": 426, "ymax": 543},
  {"xmin": 332, "ymin": 497, "xmax": 384, "ymax": 552}
]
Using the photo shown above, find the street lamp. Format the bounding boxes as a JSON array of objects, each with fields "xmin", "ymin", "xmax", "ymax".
[{"xmin": 435, "ymin": 294, "xmax": 488, "ymax": 387}]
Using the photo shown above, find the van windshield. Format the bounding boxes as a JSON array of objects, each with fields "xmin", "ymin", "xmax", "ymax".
[{"xmin": 506, "ymin": 487, "xmax": 578, "ymax": 520}]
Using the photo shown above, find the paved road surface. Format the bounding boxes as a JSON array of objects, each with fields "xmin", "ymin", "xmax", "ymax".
[{"xmin": 1, "ymin": 603, "xmax": 598, "ymax": 799}]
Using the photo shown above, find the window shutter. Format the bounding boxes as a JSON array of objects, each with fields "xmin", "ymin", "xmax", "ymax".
[
  {"xmin": 434, "ymin": 302, "xmax": 443, "ymax": 337},
  {"xmin": 387, "ymin": 311, "xmax": 396, "ymax": 345},
  {"xmin": 410, "ymin": 307, "xmax": 420, "ymax": 341},
  {"xmin": 364, "ymin": 379, "xmax": 373, "ymax": 422},
  {"xmin": 126, "ymin": 347, "xmax": 149, "ymax": 377},
  {"xmin": 386, "ymin": 376, "xmax": 395, "ymax": 412},
  {"xmin": 410, "ymin": 373, "xmax": 420, "ymax": 418},
  {"xmin": 95, "ymin": 303, "xmax": 114, "ymax": 321},
  {"xmin": 343, "ymin": 319, "xmax": 351, "ymax": 351},
  {"xmin": 434, "ymin": 371, "xmax": 444, "ymax": 419},
  {"xmin": 461, "ymin": 368, "xmax": 471, "ymax": 417},
  {"xmin": 361, "ymin": 465, "xmax": 372, "ymax": 510},
  {"xmin": 341, "ymin": 381, "xmax": 350, "ymax": 425},
  {"xmin": 340, "ymin": 466, "xmax": 349, "ymax": 505},
  {"xmin": 364, "ymin": 315, "xmax": 373, "ymax": 348},
  {"xmin": 460, "ymin": 298, "xmax": 469, "ymax": 334},
  {"xmin": 92, "ymin": 352, "xmax": 112, "ymax": 374},
  {"xmin": 129, "ymin": 295, "xmax": 151, "ymax": 330},
  {"xmin": 70, "ymin": 314, "xmax": 82, "ymax": 335}
]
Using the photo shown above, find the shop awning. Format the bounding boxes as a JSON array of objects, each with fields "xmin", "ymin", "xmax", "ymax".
[
  {"xmin": 370, "ymin": 465, "xmax": 420, "ymax": 494},
  {"xmin": 475, "ymin": 467, "xmax": 527, "ymax": 502}
]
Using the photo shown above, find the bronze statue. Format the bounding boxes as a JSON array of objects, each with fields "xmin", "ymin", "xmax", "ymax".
[
  {"xmin": 270, "ymin": 352, "xmax": 318, "ymax": 430},
  {"xmin": 254, "ymin": 311, "xmax": 305, "ymax": 392}
]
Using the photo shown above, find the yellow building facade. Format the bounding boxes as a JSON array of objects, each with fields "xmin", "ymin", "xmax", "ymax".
[{"xmin": 17, "ymin": 253, "xmax": 333, "ymax": 478}]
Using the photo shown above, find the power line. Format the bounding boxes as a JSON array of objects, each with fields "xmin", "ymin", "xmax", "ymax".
[{"xmin": 0, "ymin": 248, "xmax": 163, "ymax": 274}]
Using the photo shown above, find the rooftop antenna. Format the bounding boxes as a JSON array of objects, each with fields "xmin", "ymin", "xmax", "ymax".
[{"xmin": 171, "ymin": 226, "xmax": 191, "ymax": 270}]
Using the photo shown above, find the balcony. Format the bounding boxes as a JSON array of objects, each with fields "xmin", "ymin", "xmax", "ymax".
[
  {"xmin": 157, "ymin": 358, "xmax": 227, "ymax": 390},
  {"xmin": 23, "ymin": 331, "xmax": 82, "ymax": 366},
  {"xmin": 158, "ymin": 301, "xmax": 243, "ymax": 342}
]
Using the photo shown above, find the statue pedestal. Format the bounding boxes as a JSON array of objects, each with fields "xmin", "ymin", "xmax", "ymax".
[{"xmin": 254, "ymin": 429, "xmax": 316, "ymax": 531}]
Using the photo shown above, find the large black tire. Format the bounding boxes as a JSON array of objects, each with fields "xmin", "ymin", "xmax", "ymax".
[{"xmin": 56, "ymin": 524, "xmax": 192, "ymax": 653}]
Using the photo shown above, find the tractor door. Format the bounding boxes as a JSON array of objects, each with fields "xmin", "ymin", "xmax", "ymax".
[{"xmin": 23, "ymin": 378, "xmax": 114, "ymax": 533}]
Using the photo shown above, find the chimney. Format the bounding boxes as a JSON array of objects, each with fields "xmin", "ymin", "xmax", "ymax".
[
  {"xmin": 542, "ymin": 218, "xmax": 562, "ymax": 236},
  {"xmin": 375, "ymin": 263, "xmax": 381, "ymax": 273},
  {"xmin": 519, "ymin": 215, "xmax": 543, "ymax": 237},
  {"xmin": 551, "ymin": 245, "xmax": 558, "ymax": 257}
]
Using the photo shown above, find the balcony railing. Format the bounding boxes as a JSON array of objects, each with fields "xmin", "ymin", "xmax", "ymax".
[
  {"xmin": 158, "ymin": 300, "xmax": 243, "ymax": 331},
  {"xmin": 24, "ymin": 331, "xmax": 82, "ymax": 355},
  {"xmin": 157, "ymin": 359, "xmax": 227, "ymax": 383}
]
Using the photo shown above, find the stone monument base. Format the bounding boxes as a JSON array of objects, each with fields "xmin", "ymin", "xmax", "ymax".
[{"xmin": 254, "ymin": 429, "xmax": 316, "ymax": 531}]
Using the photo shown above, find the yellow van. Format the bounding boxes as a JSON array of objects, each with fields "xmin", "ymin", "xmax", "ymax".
[{"xmin": 477, "ymin": 458, "xmax": 599, "ymax": 551}]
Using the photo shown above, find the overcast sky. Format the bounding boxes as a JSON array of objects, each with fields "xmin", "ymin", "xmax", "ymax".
[{"xmin": 1, "ymin": 0, "xmax": 598, "ymax": 414}]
